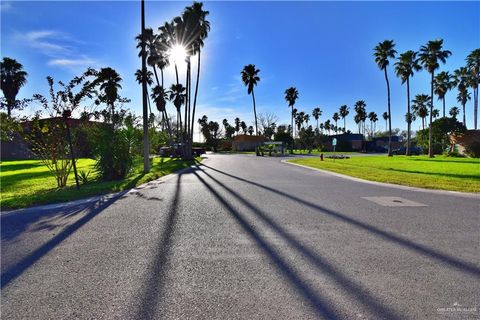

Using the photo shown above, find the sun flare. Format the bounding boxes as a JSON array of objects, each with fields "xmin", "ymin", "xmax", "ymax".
[{"xmin": 168, "ymin": 45, "xmax": 187, "ymax": 63}]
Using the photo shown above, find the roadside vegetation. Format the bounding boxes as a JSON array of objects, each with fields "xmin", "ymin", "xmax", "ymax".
[
  {"xmin": 289, "ymin": 155, "xmax": 480, "ymax": 193},
  {"xmin": 0, "ymin": 157, "xmax": 198, "ymax": 209}
]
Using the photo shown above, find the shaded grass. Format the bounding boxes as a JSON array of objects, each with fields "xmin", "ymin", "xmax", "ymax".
[
  {"xmin": 292, "ymin": 149, "xmax": 363, "ymax": 155},
  {"xmin": 0, "ymin": 157, "xmax": 198, "ymax": 209},
  {"xmin": 288, "ymin": 155, "xmax": 480, "ymax": 193}
]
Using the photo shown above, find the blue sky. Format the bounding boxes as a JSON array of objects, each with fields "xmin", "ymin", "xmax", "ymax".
[{"xmin": 2, "ymin": 1, "xmax": 479, "ymax": 138}]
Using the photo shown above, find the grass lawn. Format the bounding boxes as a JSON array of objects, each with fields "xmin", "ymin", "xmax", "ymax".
[
  {"xmin": 288, "ymin": 155, "xmax": 480, "ymax": 193},
  {"xmin": 0, "ymin": 157, "xmax": 198, "ymax": 209}
]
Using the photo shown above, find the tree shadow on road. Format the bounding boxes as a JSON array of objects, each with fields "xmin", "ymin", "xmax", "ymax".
[
  {"xmin": 134, "ymin": 174, "xmax": 182, "ymax": 319},
  {"xmin": 1, "ymin": 192, "xmax": 126, "ymax": 289},
  {"xmin": 191, "ymin": 169, "xmax": 341, "ymax": 319},
  {"xmin": 197, "ymin": 162, "xmax": 480, "ymax": 279}
]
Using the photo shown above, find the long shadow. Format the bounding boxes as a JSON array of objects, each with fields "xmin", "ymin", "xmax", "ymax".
[
  {"xmin": 198, "ymin": 163, "xmax": 480, "ymax": 279},
  {"xmin": 1, "ymin": 191, "xmax": 126, "ymax": 289},
  {"xmin": 387, "ymin": 168, "xmax": 480, "ymax": 180},
  {"xmin": 192, "ymin": 170, "xmax": 339, "ymax": 319},
  {"xmin": 0, "ymin": 161, "xmax": 45, "ymax": 171},
  {"xmin": 407, "ymin": 158, "xmax": 480, "ymax": 165},
  {"xmin": 196, "ymin": 166, "xmax": 403, "ymax": 319},
  {"xmin": 136, "ymin": 174, "xmax": 182, "ymax": 319}
]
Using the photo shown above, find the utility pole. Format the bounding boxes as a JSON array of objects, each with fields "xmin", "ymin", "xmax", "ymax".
[{"xmin": 141, "ymin": 0, "xmax": 150, "ymax": 172}]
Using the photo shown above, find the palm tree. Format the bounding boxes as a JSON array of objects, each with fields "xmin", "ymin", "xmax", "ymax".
[
  {"xmin": 240, "ymin": 121, "xmax": 247, "ymax": 134},
  {"xmin": 466, "ymin": 49, "xmax": 479, "ymax": 129},
  {"xmin": 457, "ymin": 90, "xmax": 471, "ymax": 126},
  {"xmin": 434, "ymin": 71, "xmax": 455, "ymax": 117},
  {"xmin": 324, "ymin": 119, "xmax": 331, "ymax": 135},
  {"xmin": 319, "ymin": 122, "xmax": 324, "ymax": 134},
  {"xmin": 449, "ymin": 106, "xmax": 460, "ymax": 119},
  {"xmin": 234, "ymin": 117, "xmax": 240, "ymax": 135},
  {"xmin": 368, "ymin": 112, "xmax": 378, "ymax": 138},
  {"xmin": 418, "ymin": 39, "xmax": 451, "ymax": 157},
  {"xmin": 382, "ymin": 112, "xmax": 389, "ymax": 131},
  {"xmin": 432, "ymin": 109, "xmax": 440, "ymax": 119},
  {"xmin": 412, "ymin": 94, "xmax": 430, "ymax": 130},
  {"xmin": 95, "ymin": 67, "xmax": 122, "ymax": 118},
  {"xmin": 285, "ymin": 87, "xmax": 299, "ymax": 138},
  {"xmin": 332, "ymin": 112, "xmax": 340, "ymax": 133},
  {"xmin": 354, "ymin": 100, "xmax": 367, "ymax": 135},
  {"xmin": 374, "ymin": 40, "xmax": 396, "ymax": 156},
  {"xmin": 394, "ymin": 50, "xmax": 422, "ymax": 155},
  {"xmin": 169, "ymin": 83, "xmax": 186, "ymax": 138},
  {"xmin": 241, "ymin": 64, "xmax": 260, "ymax": 134},
  {"xmin": 1, "ymin": 57, "xmax": 28, "ymax": 117},
  {"xmin": 339, "ymin": 105, "xmax": 349, "ymax": 133},
  {"xmin": 247, "ymin": 126, "xmax": 254, "ymax": 135},
  {"xmin": 312, "ymin": 107, "xmax": 321, "ymax": 131}
]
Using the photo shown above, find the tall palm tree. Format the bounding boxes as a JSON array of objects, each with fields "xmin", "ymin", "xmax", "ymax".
[
  {"xmin": 382, "ymin": 112, "xmax": 389, "ymax": 131},
  {"xmin": 1, "ymin": 57, "xmax": 28, "ymax": 117},
  {"xmin": 394, "ymin": 50, "xmax": 422, "ymax": 155},
  {"xmin": 95, "ymin": 67, "xmax": 122, "ymax": 118},
  {"xmin": 312, "ymin": 107, "xmax": 321, "ymax": 131},
  {"xmin": 368, "ymin": 112, "xmax": 378, "ymax": 138},
  {"xmin": 182, "ymin": 2, "xmax": 210, "ymax": 152},
  {"xmin": 454, "ymin": 67, "xmax": 471, "ymax": 127},
  {"xmin": 339, "ymin": 105, "xmax": 349, "ymax": 132},
  {"xmin": 412, "ymin": 94, "xmax": 430, "ymax": 130},
  {"xmin": 432, "ymin": 109, "xmax": 440, "ymax": 119},
  {"xmin": 285, "ymin": 87, "xmax": 299, "ymax": 138},
  {"xmin": 354, "ymin": 100, "xmax": 367, "ymax": 135},
  {"xmin": 433, "ymin": 71, "xmax": 455, "ymax": 117},
  {"xmin": 332, "ymin": 112, "xmax": 340, "ymax": 133},
  {"xmin": 374, "ymin": 40, "xmax": 396, "ymax": 156},
  {"xmin": 457, "ymin": 90, "xmax": 471, "ymax": 126},
  {"xmin": 169, "ymin": 83, "xmax": 186, "ymax": 138},
  {"xmin": 418, "ymin": 39, "xmax": 451, "ymax": 157},
  {"xmin": 241, "ymin": 64, "xmax": 260, "ymax": 135},
  {"xmin": 466, "ymin": 49, "xmax": 479, "ymax": 129}
]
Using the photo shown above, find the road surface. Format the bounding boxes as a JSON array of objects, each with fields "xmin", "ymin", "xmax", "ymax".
[{"xmin": 1, "ymin": 154, "xmax": 479, "ymax": 319}]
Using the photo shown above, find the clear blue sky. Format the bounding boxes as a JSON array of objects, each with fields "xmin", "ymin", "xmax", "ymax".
[{"xmin": 2, "ymin": 1, "xmax": 479, "ymax": 137}]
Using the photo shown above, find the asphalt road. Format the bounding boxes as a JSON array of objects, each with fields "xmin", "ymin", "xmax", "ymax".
[{"xmin": 1, "ymin": 154, "xmax": 479, "ymax": 319}]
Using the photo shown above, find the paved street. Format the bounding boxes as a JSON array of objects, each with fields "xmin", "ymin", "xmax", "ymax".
[{"xmin": 1, "ymin": 154, "xmax": 479, "ymax": 319}]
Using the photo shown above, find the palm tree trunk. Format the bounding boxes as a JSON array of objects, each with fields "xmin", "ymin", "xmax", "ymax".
[
  {"xmin": 428, "ymin": 72, "xmax": 434, "ymax": 158},
  {"xmin": 384, "ymin": 68, "xmax": 392, "ymax": 156},
  {"xmin": 344, "ymin": 117, "xmax": 346, "ymax": 132},
  {"xmin": 442, "ymin": 97, "xmax": 446, "ymax": 118},
  {"xmin": 463, "ymin": 102, "xmax": 466, "ymax": 127},
  {"xmin": 472, "ymin": 86, "xmax": 477, "ymax": 128},
  {"xmin": 406, "ymin": 77, "xmax": 411, "ymax": 156},
  {"xmin": 141, "ymin": 0, "xmax": 150, "ymax": 172},
  {"xmin": 191, "ymin": 49, "xmax": 201, "ymax": 147},
  {"xmin": 252, "ymin": 89, "xmax": 258, "ymax": 135}
]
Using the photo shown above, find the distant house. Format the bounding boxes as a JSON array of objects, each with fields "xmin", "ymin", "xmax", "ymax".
[{"xmin": 232, "ymin": 134, "xmax": 266, "ymax": 151}]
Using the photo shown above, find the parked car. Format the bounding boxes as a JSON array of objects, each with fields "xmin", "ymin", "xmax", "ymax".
[
  {"xmin": 391, "ymin": 146, "xmax": 422, "ymax": 155},
  {"xmin": 158, "ymin": 145, "xmax": 205, "ymax": 157}
]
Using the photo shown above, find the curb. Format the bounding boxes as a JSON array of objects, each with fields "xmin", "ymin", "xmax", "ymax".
[
  {"xmin": 282, "ymin": 160, "xmax": 480, "ymax": 199},
  {"xmin": 1, "ymin": 161, "xmax": 200, "ymax": 216}
]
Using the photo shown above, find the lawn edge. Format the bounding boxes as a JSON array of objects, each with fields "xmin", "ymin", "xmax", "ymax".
[
  {"xmin": 1, "ymin": 159, "xmax": 202, "ymax": 215},
  {"xmin": 282, "ymin": 159, "xmax": 480, "ymax": 198}
]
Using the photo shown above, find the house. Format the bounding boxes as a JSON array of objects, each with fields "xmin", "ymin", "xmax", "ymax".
[{"xmin": 232, "ymin": 134, "xmax": 266, "ymax": 151}]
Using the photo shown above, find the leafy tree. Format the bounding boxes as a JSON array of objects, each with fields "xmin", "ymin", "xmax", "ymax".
[
  {"xmin": 198, "ymin": 115, "xmax": 220, "ymax": 152},
  {"xmin": 247, "ymin": 125, "xmax": 254, "ymax": 135},
  {"xmin": 240, "ymin": 121, "xmax": 247, "ymax": 134},
  {"xmin": 416, "ymin": 116, "xmax": 466, "ymax": 154},
  {"xmin": 241, "ymin": 64, "xmax": 260, "ymax": 135},
  {"xmin": 374, "ymin": 40, "xmax": 396, "ymax": 156},
  {"xmin": 1, "ymin": 57, "xmax": 28, "ymax": 117},
  {"xmin": 418, "ymin": 39, "xmax": 451, "ymax": 157},
  {"xmin": 395, "ymin": 50, "xmax": 422, "ymax": 155}
]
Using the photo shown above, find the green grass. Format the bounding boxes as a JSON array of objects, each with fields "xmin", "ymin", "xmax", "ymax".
[
  {"xmin": 0, "ymin": 157, "xmax": 198, "ymax": 209},
  {"xmin": 288, "ymin": 155, "xmax": 480, "ymax": 193}
]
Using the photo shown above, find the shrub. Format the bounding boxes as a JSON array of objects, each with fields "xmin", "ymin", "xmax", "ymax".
[{"xmin": 79, "ymin": 170, "xmax": 91, "ymax": 184}]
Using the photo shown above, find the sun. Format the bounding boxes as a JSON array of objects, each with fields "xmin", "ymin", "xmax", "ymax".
[{"xmin": 168, "ymin": 45, "xmax": 187, "ymax": 64}]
